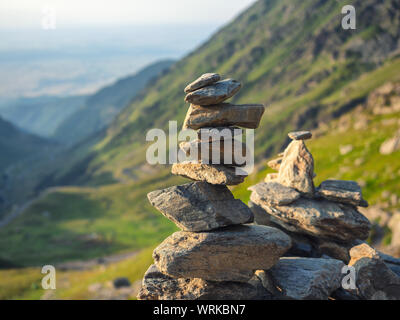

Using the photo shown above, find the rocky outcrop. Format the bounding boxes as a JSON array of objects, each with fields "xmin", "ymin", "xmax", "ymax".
[
  {"xmin": 380, "ymin": 131, "xmax": 400, "ymax": 155},
  {"xmin": 182, "ymin": 103, "xmax": 265, "ymax": 130}
]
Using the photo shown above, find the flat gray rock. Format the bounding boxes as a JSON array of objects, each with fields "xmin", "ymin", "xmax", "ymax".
[
  {"xmin": 349, "ymin": 243, "xmax": 400, "ymax": 300},
  {"xmin": 197, "ymin": 126, "xmax": 242, "ymax": 141},
  {"xmin": 183, "ymin": 103, "xmax": 265, "ymax": 130},
  {"xmin": 249, "ymin": 182, "xmax": 301, "ymax": 206},
  {"xmin": 259, "ymin": 198, "xmax": 371, "ymax": 242},
  {"xmin": 184, "ymin": 73, "xmax": 221, "ymax": 93},
  {"xmin": 180, "ymin": 139, "xmax": 247, "ymax": 166},
  {"xmin": 153, "ymin": 225, "xmax": 292, "ymax": 282},
  {"xmin": 138, "ymin": 264, "xmax": 272, "ymax": 300},
  {"xmin": 288, "ymin": 131, "xmax": 312, "ymax": 140},
  {"xmin": 248, "ymin": 200, "xmax": 275, "ymax": 226},
  {"xmin": 147, "ymin": 182, "xmax": 253, "ymax": 232},
  {"xmin": 247, "ymin": 202, "xmax": 354, "ymax": 263},
  {"xmin": 268, "ymin": 257, "xmax": 344, "ymax": 300},
  {"xmin": 267, "ymin": 157, "xmax": 282, "ymax": 170},
  {"xmin": 317, "ymin": 180, "xmax": 368, "ymax": 207},
  {"xmin": 185, "ymin": 79, "xmax": 241, "ymax": 105},
  {"xmin": 171, "ymin": 163, "xmax": 246, "ymax": 185},
  {"xmin": 277, "ymin": 140, "xmax": 315, "ymax": 195}
]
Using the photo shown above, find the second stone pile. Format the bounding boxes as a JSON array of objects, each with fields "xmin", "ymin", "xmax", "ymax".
[
  {"xmin": 248, "ymin": 131, "xmax": 372, "ymax": 263},
  {"xmin": 138, "ymin": 73, "xmax": 292, "ymax": 300}
]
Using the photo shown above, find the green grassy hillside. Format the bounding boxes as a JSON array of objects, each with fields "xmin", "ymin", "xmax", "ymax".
[
  {"xmin": 0, "ymin": 168, "xmax": 182, "ymax": 267},
  {"xmin": 78, "ymin": 0, "xmax": 400, "ymax": 184},
  {"xmin": 0, "ymin": 247, "xmax": 154, "ymax": 300}
]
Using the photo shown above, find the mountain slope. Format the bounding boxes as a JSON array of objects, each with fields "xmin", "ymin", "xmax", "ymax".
[
  {"xmin": 0, "ymin": 117, "xmax": 52, "ymax": 171},
  {"xmin": 0, "ymin": 96, "xmax": 86, "ymax": 137},
  {"xmin": 1, "ymin": 0, "xmax": 400, "ymax": 269},
  {"xmin": 0, "ymin": 116, "xmax": 54, "ymax": 211},
  {"xmin": 53, "ymin": 60, "xmax": 175, "ymax": 145},
  {"xmin": 78, "ymin": 0, "xmax": 400, "ymax": 182},
  {"xmin": 0, "ymin": 60, "xmax": 175, "ymax": 214}
]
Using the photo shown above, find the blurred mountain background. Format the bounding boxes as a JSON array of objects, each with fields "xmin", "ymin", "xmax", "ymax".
[{"xmin": 0, "ymin": 0, "xmax": 399, "ymax": 299}]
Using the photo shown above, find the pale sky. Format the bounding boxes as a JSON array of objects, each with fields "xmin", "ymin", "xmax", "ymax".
[{"xmin": 0, "ymin": 0, "xmax": 257, "ymax": 29}]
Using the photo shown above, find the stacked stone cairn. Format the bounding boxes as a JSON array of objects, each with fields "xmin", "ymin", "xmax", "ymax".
[
  {"xmin": 138, "ymin": 73, "xmax": 294, "ymax": 300},
  {"xmin": 138, "ymin": 74, "xmax": 400, "ymax": 300},
  {"xmin": 248, "ymin": 131, "xmax": 400, "ymax": 299}
]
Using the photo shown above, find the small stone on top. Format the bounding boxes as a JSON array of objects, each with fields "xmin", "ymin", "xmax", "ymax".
[
  {"xmin": 288, "ymin": 131, "xmax": 312, "ymax": 140},
  {"xmin": 184, "ymin": 73, "xmax": 221, "ymax": 93}
]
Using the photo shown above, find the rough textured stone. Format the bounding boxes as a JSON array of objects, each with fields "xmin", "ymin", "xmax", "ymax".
[
  {"xmin": 288, "ymin": 131, "xmax": 312, "ymax": 140},
  {"xmin": 180, "ymin": 139, "xmax": 247, "ymax": 166},
  {"xmin": 330, "ymin": 288, "xmax": 360, "ymax": 300},
  {"xmin": 184, "ymin": 79, "xmax": 241, "ymax": 105},
  {"xmin": 277, "ymin": 140, "xmax": 315, "ymax": 195},
  {"xmin": 267, "ymin": 157, "xmax": 282, "ymax": 170},
  {"xmin": 317, "ymin": 180, "xmax": 368, "ymax": 207},
  {"xmin": 254, "ymin": 270, "xmax": 288, "ymax": 299},
  {"xmin": 248, "ymin": 202, "xmax": 318, "ymax": 258},
  {"xmin": 378, "ymin": 251, "xmax": 400, "ymax": 278},
  {"xmin": 248, "ymin": 199, "xmax": 358, "ymax": 263},
  {"xmin": 268, "ymin": 257, "xmax": 345, "ymax": 300},
  {"xmin": 147, "ymin": 182, "xmax": 253, "ymax": 232},
  {"xmin": 184, "ymin": 73, "xmax": 221, "ymax": 93},
  {"xmin": 316, "ymin": 239, "xmax": 351, "ymax": 263},
  {"xmin": 248, "ymin": 200, "xmax": 274, "ymax": 226},
  {"xmin": 153, "ymin": 225, "xmax": 292, "ymax": 282},
  {"xmin": 197, "ymin": 127, "xmax": 241, "ymax": 141},
  {"xmin": 264, "ymin": 173, "xmax": 278, "ymax": 182},
  {"xmin": 183, "ymin": 103, "xmax": 265, "ymax": 130},
  {"xmin": 259, "ymin": 198, "xmax": 371, "ymax": 242},
  {"xmin": 349, "ymin": 243, "xmax": 400, "ymax": 300},
  {"xmin": 171, "ymin": 162, "xmax": 246, "ymax": 185},
  {"xmin": 249, "ymin": 182, "xmax": 301, "ymax": 206},
  {"xmin": 138, "ymin": 264, "xmax": 272, "ymax": 300}
]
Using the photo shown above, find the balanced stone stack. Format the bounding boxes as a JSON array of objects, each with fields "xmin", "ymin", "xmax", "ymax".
[
  {"xmin": 171, "ymin": 73, "xmax": 265, "ymax": 185},
  {"xmin": 138, "ymin": 73, "xmax": 293, "ymax": 300},
  {"xmin": 247, "ymin": 131, "xmax": 400, "ymax": 299},
  {"xmin": 249, "ymin": 131, "xmax": 372, "ymax": 264}
]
